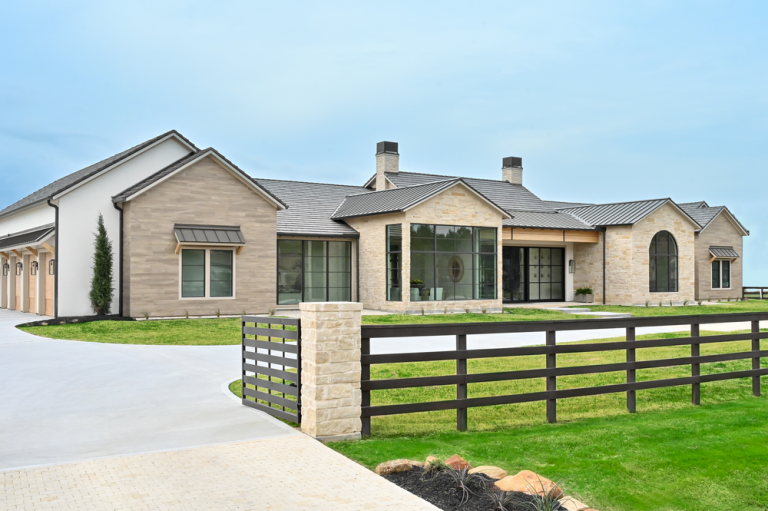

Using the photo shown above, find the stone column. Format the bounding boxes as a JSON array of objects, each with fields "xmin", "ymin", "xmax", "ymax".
[
  {"xmin": 299, "ymin": 302, "xmax": 363, "ymax": 442},
  {"xmin": 21, "ymin": 254, "xmax": 30, "ymax": 313},
  {"xmin": 36, "ymin": 253, "xmax": 46, "ymax": 315},
  {"xmin": 0, "ymin": 254, "xmax": 7, "ymax": 309},
  {"xmin": 8, "ymin": 255, "xmax": 16, "ymax": 310}
]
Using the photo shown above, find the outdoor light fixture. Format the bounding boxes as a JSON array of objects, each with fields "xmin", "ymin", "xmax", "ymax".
[
  {"xmin": 16, "ymin": 262, "xmax": 23, "ymax": 275},
  {"xmin": 31, "ymin": 261, "xmax": 38, "ymax": 275},
  {"xmin": 569, "ymin": 259, "xmax": 575, "ymax": 274},
  {"xmin": 49, "ymin": 259, "xmax": 55, "ymax": 275},
  {"xmin": 2, "ymin": 263, "xmax": 8, "ymax": 276}
]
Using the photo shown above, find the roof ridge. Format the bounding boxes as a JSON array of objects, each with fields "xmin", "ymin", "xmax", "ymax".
[
  {"xmin": 558, "ymin": 197, "xmax": 671, "ymax": 210},
  {"xmin": 389, "ymin": 170, "xmax": 529, "ymax": 186},
  {"xmin": 342, "ymin": 178, "xmax": 458, "ymax": 198},
  {"xmin": 256, "ymin": 177, "xmax": 371, "ymax": 190}
]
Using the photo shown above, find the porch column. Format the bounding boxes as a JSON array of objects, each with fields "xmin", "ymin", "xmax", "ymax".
[
  {"xmin": 21, "ymin": 253, "xmax": 30, "ymax": 313},
  {"xmin": 36, "ymin": 253, "xmax": 46, "ymax": 315},
  {"xmin": 8, "ymin": 255, "xmax": 16, "ymax": 310},
  {"xmin": 0, "ymin": 254, "xmax": 7, "ymax": 309}
]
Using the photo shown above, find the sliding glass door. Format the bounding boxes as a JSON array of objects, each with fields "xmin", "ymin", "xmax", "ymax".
[{"xmin": 503, "ymin": 247, "xmax": 565, "ymax": 303}]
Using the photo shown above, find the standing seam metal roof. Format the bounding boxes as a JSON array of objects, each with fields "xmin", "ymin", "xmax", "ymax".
[
  {"xmin": 0, "ymin": 224, "xmax": 55, "ymax": 251},
  {"xmin": 556, "ymin": 199, "xmax": 698, "ymax": 227},
  {"xmin": 331, "ymin": 180, "xmax": 462, "ymax": 219}
]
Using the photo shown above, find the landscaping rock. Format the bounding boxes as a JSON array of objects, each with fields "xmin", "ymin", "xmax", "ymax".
[
  {"xmin": 374, "ymin": 459, "xmax": 423, "ymax": 476},
  {"xmin": 494, "ymin": 470, "xmax": 563, "ymax": 499},
  {"xmin": 559, "ymin": 496, "xmax": 590, "ymax": 510},
  {"xmin": 445, "ymin": 454, "xmax": 472, "ymax": 470},
  {"xmin": 468, "ymin": 466, "xmax": 507, "ymax": 479},
  {"xmin": 424, "ymin": 456, "xmax": 439, "ymax": 470}
]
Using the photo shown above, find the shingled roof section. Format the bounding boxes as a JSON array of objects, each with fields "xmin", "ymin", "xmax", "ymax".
[
  {"xmin": 502, "ymin": 211, "xmax": 595, "ymax": 230},
  {"xmin": 678, "ymin": 202, "xmax": 748, "ymax": 235},
  {"xmin": 0, "ymin": 224, "xmax": 55, "ymax": 251},
  {"xmin": 0, "ymin": 130, "xmax": 198, "ymax": 219},
  {"xmin": 255, "ymin": 179, "xmax": 367, "ymax": 237},
  {"xmin": 557, "ymin": 198, "xmax": 701, "ymax": 228}
]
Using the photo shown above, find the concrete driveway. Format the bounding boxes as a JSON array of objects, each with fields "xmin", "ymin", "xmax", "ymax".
[{"xmin": 0, "ymin": 309, "xmax": 297, "ymax": 472}]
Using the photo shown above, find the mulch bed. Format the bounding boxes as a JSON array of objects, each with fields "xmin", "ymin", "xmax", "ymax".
[{"xmin": 385, "ymin": 467, "xmax": 563, "ymax": 511}]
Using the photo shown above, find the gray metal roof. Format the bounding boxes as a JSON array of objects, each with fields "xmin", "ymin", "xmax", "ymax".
[
  {"xmin": 331, "ymin": 180, "xmax": 463, "ymax": 219},
  {"xmin": 112, "ymin": 148, "xmax": 286, "ymax": 209},
  {"xmin": 0, "ymin": 224, "xmax": 55, "ymax": 251},
  {"xmin": 557, "ymin": 198, "xmax": 700, "ymax": 227},
  {"xmin": 0, "ymin": 130, "xmax": 198, "ymax": 219},
  {"xmin": 503, "ymin": 211, "xmax": 595, "ymax": 230},
  {"xmin": 255, "ymin": 178, "xmax": 366, "ymax": 237},
  {"xmin": 710, "ymin": 246, "xmax": 740, "ymax": 258},
  {"xmin": 542, "ymin": 200, "xmax": 593, "ymax": 209},
  {"xmin": 175, "ymin": 224, "xmax": 245, "ymax": 244},
  {"xmin": 678, "ymin": 202, "xmax": 748, "ymax": 235}
]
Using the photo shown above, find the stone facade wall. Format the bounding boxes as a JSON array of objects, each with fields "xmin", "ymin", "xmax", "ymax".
[
  {"xmin": 605, "ymin": 226, "xmax": 634, "ymax": 305},
  {"xmin": 572, "ymin": 232, "xmax": 604, "ymax": 303},
  {"xmin": 694, "ymin": 213, "xmax": 744, "ymax": 301},
  {"xmin": 345, "ymin": 183, "xmax": 504, "ymax": 313},
  {"xmin": 122, "ymin": 156, "xmax": 278, "ymax": 318},
  {"xmin": 299, "ymin": 302, "xmax": 363, "ymax": 441}
]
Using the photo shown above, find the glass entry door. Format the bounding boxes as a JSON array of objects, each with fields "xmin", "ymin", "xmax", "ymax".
[{"xmin": 503, "ymin": 247, "xmax": 565, "ymax": 302}]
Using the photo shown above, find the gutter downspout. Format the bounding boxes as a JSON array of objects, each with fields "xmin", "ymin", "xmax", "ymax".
[
  {"xmin": 602, "ymin": 227, "xmax": 607, "ymax": 305},
  {"xmin": 356, "ymin": 239, "xmax": 361, "ymax": 303},
  {"xmin": 47, "ymin": 199, "xmax": 59, "ymax": 319},
  {"xmin": 113, "ymin": 202, "xmax": 124, "ymax": 317}
]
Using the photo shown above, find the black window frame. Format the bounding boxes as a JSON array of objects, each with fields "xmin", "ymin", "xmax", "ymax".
[
  {"xmin": 181, "ymin": 248, "xmax": 206, "ymax": 298},
  {"xmin": 408, "ymin": 223, "xmax": 497, "ymax": 302},
  {"xmin": 711, "ymin": 259, "xmax": 731, "ymax": 289},
  {"xmin": 649, "ymin": 230, "xmax": 678, "ymax": 293},
  {"xmin": 277, "ymin": 239, "xmax": 353, "ymax": 305},
  {"xmin": 386, "ymin": 225, "xmax": 403, "ymax": 301}
]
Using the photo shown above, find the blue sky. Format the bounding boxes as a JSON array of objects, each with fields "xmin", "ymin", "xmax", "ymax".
[{"xmin": 2, "ymin": 1, "xmax": 767, "ymax": 281}]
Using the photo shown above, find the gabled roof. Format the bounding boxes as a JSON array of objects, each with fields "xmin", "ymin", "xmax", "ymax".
[
  {"xmin": 678, "ymin": 202, "xmax": 749, "ymax": 235},
  {"xmin": 255, "ymin": 179, "xmax": 366, "ymax": 237},
  {"xmin": 331, "ymin": 179, "xmax": 512, "ymax": 220},
  {"xmin": 502, "ymin": 211, "xmax": 596, "ymax": 230},
  {"xmin": 112, "ymin": 148, "xmax": 286, "ymax": 210},
  {"xmin": 0, "ymin": 130, "xmax": 198, "ymax": 219},
  {"xmin": 0, "ymin": 224, "xmax": 55, "ymax": 251},
  {"xmin": 557, "ymin": 198, "xmax": 701, "ymax": 228}
]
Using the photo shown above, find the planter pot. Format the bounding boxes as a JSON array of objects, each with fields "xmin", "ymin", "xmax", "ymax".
[
  {"xmin": 575, "ymin": 294, "xmax": 594, "ymax": 303},
  {"xmin": 410, "ymin": 288, "xmax": 421, "ymax": 301}
]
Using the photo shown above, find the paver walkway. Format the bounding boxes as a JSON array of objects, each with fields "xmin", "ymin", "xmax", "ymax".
[{"xmin": 1, "ymin": 435, "xmax": 437, "ymax": 510}]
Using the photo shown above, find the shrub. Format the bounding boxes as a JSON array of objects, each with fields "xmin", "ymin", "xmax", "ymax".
[
  {"xmin": 484, "ymin": 483, "xmax": 516, "ymax": 511},
  {"xmin": 445, "ymin": 465, "xmax": 484, "ymax": 506},
  {"xmin": 89, "ymin": 213, "xmax": 114, "ymax": 315},
  {"xmin": 575, "ymin": 287, "xmax": 593, "ymax": 295},
  {"xmin": 524, "ymin": 475, "xmax": 565, "ymax": 511}
]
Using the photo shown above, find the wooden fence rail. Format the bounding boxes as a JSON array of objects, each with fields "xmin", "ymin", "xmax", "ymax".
[
  {"xmin": 360, "ymin": 312, "xmax": 768, "ymax": 436},
  {"xmin": 744, "ymin": 287, "xmax": 768, "ymax": 300}
]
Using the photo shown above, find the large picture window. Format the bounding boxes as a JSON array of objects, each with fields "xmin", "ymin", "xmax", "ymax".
[
  {"xmin": 181, "ymin": 248, "xmax": 234, "ymax": 298},
  {"xmin": 712, "ymin": 260, "xmax": 731, "ymax": 289},
  {"xmin": 649, "ymin": 231, "xmax": 678, "ymax": 293},
  {"xmin": 277, "ymin": 240, "xmax": 352, "ymax": 305},
  {"xmin": 409, "ymin": 224, "xmax": 497, "ymax": 301},
  {"xmin": 386, "ymin": 225, "xmax": 402, "ymax": 301}
]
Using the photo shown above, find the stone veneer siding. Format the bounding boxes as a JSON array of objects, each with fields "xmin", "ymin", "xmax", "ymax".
[
  {"xmin": 573, "ymin": 231, "xmax": 604, "ymax": 303},
  {"xmin": 345, "ymin": 183, "xmax": 504, "ymax": 313},
  {"xmin": 693, "ymin": 213, "xmax": 744, "ymax": 301},
  {"xmin": 122, "ymin": 156, "xmax": 277, "ymax": 318}
]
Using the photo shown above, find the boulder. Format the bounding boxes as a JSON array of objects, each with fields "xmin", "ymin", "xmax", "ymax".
[
  {"xmin": 445, "ymin": 454, "xmax": 472, "ymax": 471},
  {"xmin": 468, "ymin": 466, "xmax": 507, "ymax": 479},
  {"xmin": 494, "ymin": 470, "xmax": 563, "ymax": 499},
  {"xmin": 559, "ymin": 497, "xmax": 590, "ymax": 511},
  {"xmin": 374, "ymin": 459, "xmax": 423, "ymax": 476}
]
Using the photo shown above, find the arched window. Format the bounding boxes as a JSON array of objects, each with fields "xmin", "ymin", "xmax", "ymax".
[{"xmin": 649, "ymin": 231, "xmax": 678, "ymax": 292}]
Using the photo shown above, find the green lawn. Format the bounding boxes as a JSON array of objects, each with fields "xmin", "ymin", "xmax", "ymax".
[
  {"xmin": 330, "ymin": 397, "xmax": 768, "ymax": 511},
  {"xmin": 571, "ymin": 299, "xmax": 768, "ymax": 317}
]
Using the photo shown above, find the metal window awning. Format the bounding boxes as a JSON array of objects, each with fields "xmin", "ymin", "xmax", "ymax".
[
  {"xmin": 709, "ymin": 246, "xmax": 739, "ymax": 259},
  {"xmin": 174, "ymin": 224, "xmax": 246, "ymax": 254},
  {"xmin": 0, "ymin": 225, "xmax": 56, "ymax": 259}
]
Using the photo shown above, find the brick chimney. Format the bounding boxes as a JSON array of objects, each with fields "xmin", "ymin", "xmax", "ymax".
[
  {"xmin": 375, "ymin": 141, "xmax": 399, "ymax": 190},
  {"xmin": 502, "ymin": 156, "xmax": 523, "ymax": 185}
]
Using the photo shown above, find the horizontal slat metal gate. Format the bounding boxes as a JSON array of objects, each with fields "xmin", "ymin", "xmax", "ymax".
[{"xmin": 241, "ymin": 316, "xmax": 301, "ymax": 423}]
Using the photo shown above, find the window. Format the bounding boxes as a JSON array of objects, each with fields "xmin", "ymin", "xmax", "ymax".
[
  {"xmin": 712, "ymin": 260, "xmax": 731, "ymax": 289},
  {"xmin": 409, "ymin": 224, "xmax": 497, "ymax": 301},
  {"xmin": 386, "ymin": 225, "xmax": 402, "ymax": 301},
  {"xmin": 180, "ymin": 248, "xmax": 235, "ymax": 298},
  {"xmin": 649, "ymin": 231, "xmax": 678, "ymax": 292},
  {"xmin": 277, "ymin": 240, "xmax": 352, "ymax": 305}
]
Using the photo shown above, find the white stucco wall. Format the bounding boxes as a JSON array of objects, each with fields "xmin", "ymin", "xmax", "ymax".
[
  {"xmin": 56, "ymin": 137, "xmax": 192, "ymax": 317},
  {"xmin": 0, "ymin": 204, "xmax": 55, "ymax": 238}
]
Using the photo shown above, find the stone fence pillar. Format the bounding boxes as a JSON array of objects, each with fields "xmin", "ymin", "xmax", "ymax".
[{"xmin": 299, "ymin": 302, "xmax": 363, "ymax": 442}]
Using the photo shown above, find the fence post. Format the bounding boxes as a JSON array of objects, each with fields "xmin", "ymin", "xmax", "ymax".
[
  {"xmin": 299, "ymin": 302, "xmax": 364, "ymax": 442},
  {"xmin": 691, "ymin": 323, "xmax": 700, "ymax": 405},
  {"xmin": 456, "ymin": 334, "xmax": 468, "ymax": 432},
  {"xmin": 546, "ymin": 330, "xmax": 557, "ymax": 423},
  {"xmin": 753, "ymin": 320, "xmax": 761, "ymax": 397},
  {"xmin": 361, "ymin": 336, "xmax": 371, "ymax": 437},
  {"xmin": 626, "ymin": 326, "xmax": 636, "ymax": 413}
]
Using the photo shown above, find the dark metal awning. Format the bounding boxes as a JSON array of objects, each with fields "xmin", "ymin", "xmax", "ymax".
[
  {"xmin": 0, "ymin": 224, "xmax": 55, "ymax": 252},
  {"xmin": 709, "ymin": 246, "xmax": 740, "ymax": 259},
  {"xmin": 174, "ymin": 224, "xmax": 246, "ymax": 245}
]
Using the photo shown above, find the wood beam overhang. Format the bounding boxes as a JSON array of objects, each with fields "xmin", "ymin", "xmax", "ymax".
[
  {"xmin": 11, "ymin": 249, "xmax": 23, "ymax": 259},
  {"xmin": 503, "ymin": 227, "xmax": 599, "ymax": 243},
  {"xmin": 25, "ymin": 246, "xmax": 38, "ymax": 257},
  {"xmin": 40, "ymin": 242, "xmax": 55, "ymax": 257},
  {"xmin": 0, "ymin": 251, "xmax": 8, "ymax": 260}
]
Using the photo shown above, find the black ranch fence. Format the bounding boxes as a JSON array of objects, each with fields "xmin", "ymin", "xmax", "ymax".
[
  {"xmin": 744, "ymin": 287, "xmax": 768, "ymax": 300},
  {"xmin": 360, "ymin": 312, "xmax": 768, "ymax": 436},
  {"xmin": 241, "ymin": 316, "xmax": 301, "ymax": 423}
]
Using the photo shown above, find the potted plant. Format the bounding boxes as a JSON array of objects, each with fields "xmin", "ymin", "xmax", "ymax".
[
  {"xmin": 410, "ymin": 279, "xmax": 424, "ymax": 301},
  {"xmin": 575, "ymin": 287, "xmax": 594, "ymax": 303}
]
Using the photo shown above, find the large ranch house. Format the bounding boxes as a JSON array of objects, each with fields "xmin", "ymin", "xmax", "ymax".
[{"xmin": 0, "ymin": 131, "xmax": 749, "ymax": 318}]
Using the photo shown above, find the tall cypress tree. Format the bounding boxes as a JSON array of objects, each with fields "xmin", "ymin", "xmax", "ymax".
[{"xmin": 90, "ymin": 213, "xmax": 114, "ymax": 315}]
